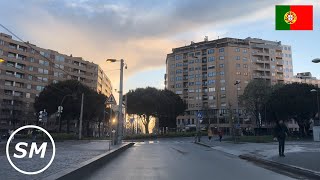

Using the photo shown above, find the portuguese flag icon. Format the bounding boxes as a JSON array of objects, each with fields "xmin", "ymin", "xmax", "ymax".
[{"xmin": 275, "ymin": 5, "xmax": 313, "ymax": 30}]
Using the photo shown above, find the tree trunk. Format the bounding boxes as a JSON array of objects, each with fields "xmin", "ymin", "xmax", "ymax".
[
  {"xmin": 98, "ymin": 121, "xmax": 101, "ymax": 138},
  {"xmin": 86, "ymin": 121, "xmax": 90, "ymax": 137},
  {"xmin": 144, "ymin": 115, "xmax": 150, "ymax": 134},
  {"xmin": 67, "ymin": 119, "xmax": 70, "ymax": 134}
]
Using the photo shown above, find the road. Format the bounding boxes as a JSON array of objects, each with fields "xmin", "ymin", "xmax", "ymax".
[{"xmin": 81, "ymin": 138, "xmax": 294, "ymax": 180}]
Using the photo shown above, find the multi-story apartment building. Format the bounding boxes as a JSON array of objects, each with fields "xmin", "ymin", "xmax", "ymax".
[
  {"xmin": 0, "ymin": 32, "xmax": 112, "ymax": 132},
  {"xmin": 165, "ymin": 37, "xmax": 292, "ymax": 134}
]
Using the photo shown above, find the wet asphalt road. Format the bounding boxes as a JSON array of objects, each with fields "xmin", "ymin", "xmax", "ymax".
[{"xmin": 82, "ymin": 138, "xmax": 294, "ymax": 180}]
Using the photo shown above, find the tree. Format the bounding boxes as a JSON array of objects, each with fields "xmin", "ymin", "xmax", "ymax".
[
  {"xmin": 267, "ymin": 83, "xmax": 318, "ymax": 136},
  {"xmin": 126, "ymin": 87, "xmax": 186, "ymax": 134},
  {"xmin": 157, "ymin": 89, "xmax": 186, "ymax": 129},
  {"xmin": 239, "ymin": 79, "xmax": 272, "ymax": 128},
  {"xmin": 34, "ymin": 80, "xmax": 106, "ymax": 135}
]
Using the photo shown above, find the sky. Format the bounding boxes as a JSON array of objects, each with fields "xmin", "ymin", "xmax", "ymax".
[{"xmin": 0, "ymin": 0, "xmax": 320, "ymax": 97}]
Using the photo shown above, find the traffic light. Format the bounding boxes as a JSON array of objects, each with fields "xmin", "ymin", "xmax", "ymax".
[{"xmin": 39, "ymin": 109, "xmax": 48, "ymax": 122}]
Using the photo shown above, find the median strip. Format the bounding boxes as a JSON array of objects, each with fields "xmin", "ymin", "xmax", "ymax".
[{"xmin": 43, "ymin": 142, "xmax": 134, "ymax": 180}]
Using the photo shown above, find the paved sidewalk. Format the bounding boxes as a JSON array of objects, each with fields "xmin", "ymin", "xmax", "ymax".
[
  {"xmin": 0, "ymin": 140, "xmax": 114, "ymax": 180},
  {"xmin": 200, "ymin": 137, "xmax": 320, "ymax": 173}
]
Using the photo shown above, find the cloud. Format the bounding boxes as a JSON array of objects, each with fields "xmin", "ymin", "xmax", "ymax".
[{"xmin": 0, "ymin": 0, "xmax": 289, "ymax": 90}]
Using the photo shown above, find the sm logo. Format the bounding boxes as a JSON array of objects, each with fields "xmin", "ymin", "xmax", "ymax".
[{"xmin": 6, "ymin": 125, "xmax": 56, "ymax": 175}]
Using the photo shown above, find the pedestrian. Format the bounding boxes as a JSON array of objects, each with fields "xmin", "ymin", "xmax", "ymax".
[
  {"xmin": 274, "ymin": 120, "xmax": 289, "ymax": 157},
  {"xmin": 208, "ymin": 128, "xmax": 213, "ymax": 140},
  {"xmin": 32, "ymin": 128, "xmax": 37, "ymax": 142},
  {"xmin": 218, "ymin": 129, "xmax": 223, "ymax": 142}
]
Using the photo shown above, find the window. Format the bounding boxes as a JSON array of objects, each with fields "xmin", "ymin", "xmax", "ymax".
[
  {"xmin": 0, "ymin": 40, "xmax": 4, "ymax": 45},
  {"xmin": 189, "ymin": 74, "xmax": 194, "ymax": 79},
  {"xmin": 15, "ymin": 72, "xmax": 24, "ymax": 78},
  {"xmin": 244, "ymin": 72, "xmax": 248, "ymax": 76},
  {"xmin": 221, "ymin": 87, "xmax": 226, "ymax": 91},
  {"xmin": 235, "ymin": 56, "xmax": 240, "ymax": 60},
  {"xmin": 189, "ymin": 89, "xmax": 195, "ymax": 93},
  {"xmin": 0, "ymin": 49, "xmax": 3, "ymax": 55},
  {"xmin": 54, "ymin": 63, "xmax": 64, "ymax": 69},
  {"xmin": 243, "ymin": 49, "xmax": 247, "ymax": 53},
  {"xmin": 5, "ymin": 80, "xmax": 13, "ymax": 86},
  {"xmin": 27, "ymin": 84, "xmax": 32, "ymax": 89},
  {"xmin": 195, "ymin": 81, "xmax": 201, "ymax": 86},
  {"xmin": 220, "ymin": 71, "xmax": 225, "ymax": 75},
  {"xmin": 209, "ymin": 96, "xmax": 214, "ymax": 100},
  {"xmin": 236, "ymin": 72, "xmax": 241, "ymax": 75},
  {"xmin": 36, "ymin": 86, "xmax": 44, "ymax": 91},
  {"xmin": 28, "ymin": 66, "xmax": 33, "ymax": 71},
  {"xmin": 176, "ymin": 76, "xmax": 183, "ymax": 81},
  {"xmin": 6, "ymin": 71, "xmax": 14, "ymax": 76},
  {"xmin": 235, "ymin": 48, "xmax": 240, "ymax": 52},
  {"xmin": 189, "ymin": 82, "xmax": 194, "ymax": 86},
  {"xmin": 243, "ymin": 57, "xmax": 248, "ymax": 61},
  {"xmin": 219, "ymin": 56, "xmax": 224, "ymax": 60},
  {"xmin": 39, "ymin": 60, "xmax": 49, "ymax": 66},
  {"xmin": 236, "ymin": 64, "xmax": 240, "ymax": 68},
  {"xmin": 209, "ymin": 87, "xmax": 215, "ymax": 92},
  {"xmin": 220, "ymin": 79, "xmax": 225, "ymax": 83},
  {"xmin": 189, "ymin": 60, "xmax": 194, "ymax": 64},
  {"xmin": 208, "ymin": 49, "xmax": 214, "ymax": 54},
  {"xmin": 208, "ymin": 80, "xmax": 215, "ymax": 85},
  {"xmin": 219, "ymin": 64, "xmax": 224, "ymax": 68},
  {"xmin": 26, "ymin": 92, "xmax": 30, "ymax": 98},
  {"xmin": 189, "ymin": 67, "xmax": 194, "ymax": 71},
  {"xmin": 30, "ymin": 57, "xmax": 34, "ymax": 62},
  {"xmin": 54, "ymin": 72, "xmax": 64, "ymax": 77},
  {"xmin": 219, "ymin": 48, "xmax": 224, "ymax": 52},
  {"xmin": 221, "ymin": 94, "xmax": 226, "ymax": 98},
  {"xmin": 208, "ymin": 65, "xmax": 215, "ymax": 70},
  {"xmin": 243, "ymin": 64, "xmax": 248, "ymax": 68},
  {"xmin": 175, "ymin": 83, "xmax": 182, "ymax": 88},
  {"xmin": 55, "ymin": 55, "xmax": 65, "ymax": 62},
  {"xmin": 208, "ymin": 72, "xmax": 216, "ymax": 77},
  {"xmin": 28, "ymin": 75, "xmax": 33, "ymax": 80},
  {"xmin": 175, "ymin": 55, "xmax": 182, "ymax": 60},
  {"xmin": 176, "ymin": 90, "xmax": 182, "ymax": 95},
  {"xmin": 176, "ymin": 69, "xmax": 182, "ymax": 74},
  {"xmin": 208, "ymin": 57, "xmax": 215, "ymax": 62}
]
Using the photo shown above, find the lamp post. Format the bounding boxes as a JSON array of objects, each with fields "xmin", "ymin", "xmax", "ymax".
[
  {"xmin": 106, "ymin": 59, "xmax": 127, "ymax": 144},
  {"xmin": 311, "ymin": 89, "xmax": 320, "ymax": 125},
  {"xmin": 234, "ymin": 80, "xmax": 240, "ymax": 127},
  {"xmin": 312, "ymin": 58, "xmax": 320, "ymax": 63}
]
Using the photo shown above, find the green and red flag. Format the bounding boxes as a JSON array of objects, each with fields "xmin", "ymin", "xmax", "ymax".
[{"xmin": 275, "ymin": 5, "xmax": 313, "ymax": 30}]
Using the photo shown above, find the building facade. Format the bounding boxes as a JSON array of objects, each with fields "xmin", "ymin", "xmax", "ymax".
[
  {"xmin": 0, "ymin": 32, "xmax": 112, "ymax": 132},
  {"xmin": 165, "ymin": 37, "xmax": 293, "ymax": 134}
]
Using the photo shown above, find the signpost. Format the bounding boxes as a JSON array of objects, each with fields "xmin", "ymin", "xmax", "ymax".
[{"xmin": 106, "ymin": 94, "xmax": 117, "ymax": 145}]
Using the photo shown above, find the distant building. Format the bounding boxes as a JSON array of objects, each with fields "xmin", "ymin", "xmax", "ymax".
[
  {"xmin": 0, "ymin": 32, "xmax": 112, "ymax": 132},
  {"xmin": 285, "ymin": 72, "xmax": 320, "ymax": 87}
]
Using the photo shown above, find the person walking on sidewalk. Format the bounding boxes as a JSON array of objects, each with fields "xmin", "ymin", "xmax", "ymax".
[
  {"xmin": 274, "ymin": 120, "xmax": 289, "ymax": 157},
  {"xmin": 208, "ymin": 128, "xmax": 213, "ymax": 140},
  {"xmin": 218, "ymin": 129, "xmax": 223, "ymax": 142}
]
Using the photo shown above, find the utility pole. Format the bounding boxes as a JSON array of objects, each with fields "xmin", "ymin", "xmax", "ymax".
[
  {"xmin": 79, "ymin": 93, "xmax": 84, "ymax": 140},
  {"xmin": 117, "ymin": 59, "xmax": 124, "ymax": 144}
]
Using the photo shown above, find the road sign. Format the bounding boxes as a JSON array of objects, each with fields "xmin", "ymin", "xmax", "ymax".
[
  {"xmin": 106, "ymin": 94, "xmax": 116, "ymax": 105},
  {"xmin": 197, "ymin": 111, "xmax": 203, "ymax": 120},
  {"xmin": 235, "ymin": 123, "xmax": 240, "ymax": 129}
]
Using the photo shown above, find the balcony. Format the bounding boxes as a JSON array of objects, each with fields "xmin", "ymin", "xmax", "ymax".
[
  {"xmin": 252, "ymin": 74, "xmax": 271, "ymax": 79},
  {"xmin": 252, "ymin": 66, "xmax": 270, "ymax": 71}
]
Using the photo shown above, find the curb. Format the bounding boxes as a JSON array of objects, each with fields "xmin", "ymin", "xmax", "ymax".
[
  {"xmin": 43, "ymin": 142, "xmax": 135, "ymax": 180},
  {"xmin": 239, "ymin": 154, "xmax": 320, "ymax": 179},
  {"xmin": 194, "ymin": 142, "xmax": 212, "ymax": 148}
]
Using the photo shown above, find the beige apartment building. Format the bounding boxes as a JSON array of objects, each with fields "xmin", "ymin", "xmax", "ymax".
[
  {"xmin": 165, "ymin": 37, "xmax": 294, "ymax": 134},
  {"xmin": 0, "ymin": 32, "xmax": 112, "ymax": 132}
]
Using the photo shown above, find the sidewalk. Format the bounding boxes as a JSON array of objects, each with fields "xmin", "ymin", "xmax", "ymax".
[
  {"xmin": 199, "ymin": 137, "xmax": 320, "ymax": 173},
  {"xmin": 0, "ymin": 140, "xmax": 115, "ymax": 180}
]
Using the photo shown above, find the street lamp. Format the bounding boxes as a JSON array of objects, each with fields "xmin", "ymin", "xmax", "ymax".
[
  {"xmin": 106, "ymin": 58, "xmax": 127, "ymax": 144},
  {"xmin": 312, "ymin": 58, "xmax": 320, "ymax": 63},
  {"xmin": 311, "ymin": 89, "xmax": 320, "ymax": 125},
  {"xmin": 234, "ymin": 80, "xmax": 241, "ymax": 127}
]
